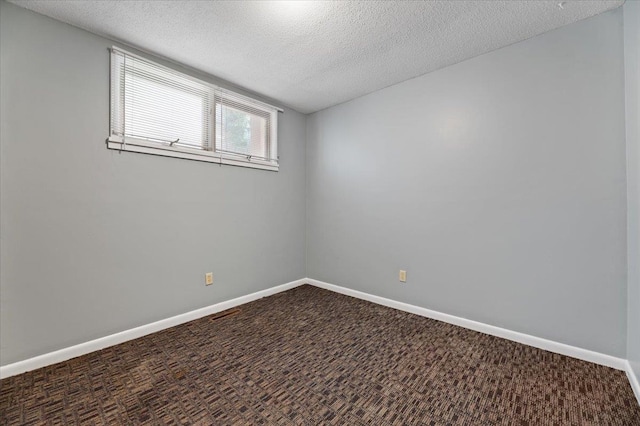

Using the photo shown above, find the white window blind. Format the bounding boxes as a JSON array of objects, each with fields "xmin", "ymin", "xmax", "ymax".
[{"xmin": 108, "ymin": 47, "xmax": 280, "ymax": 171}]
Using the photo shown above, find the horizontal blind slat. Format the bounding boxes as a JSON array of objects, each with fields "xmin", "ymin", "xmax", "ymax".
[{"xmin": 111, "ymin": 50, "xmax": 211, "ymax": 150}]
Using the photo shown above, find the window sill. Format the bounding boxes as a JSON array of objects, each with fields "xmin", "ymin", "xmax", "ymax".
[{"xmin": 106, "ymin": 137, "xmax": 278, "ymax": 172}]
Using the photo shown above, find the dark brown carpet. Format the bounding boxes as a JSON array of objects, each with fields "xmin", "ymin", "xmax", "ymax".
[{"xmin": 1, "ymin": 285, "xmax": 639, "ymax": 425}]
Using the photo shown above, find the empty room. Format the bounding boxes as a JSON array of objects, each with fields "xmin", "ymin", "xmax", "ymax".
[{"xmin": 1, "ymin": 0, "xmax": 639, "ymax": 424}]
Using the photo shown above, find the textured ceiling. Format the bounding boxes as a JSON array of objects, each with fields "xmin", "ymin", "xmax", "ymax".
[{"xmin": 10, "ymin": 0, "xmax": 624, "ymax": 113}]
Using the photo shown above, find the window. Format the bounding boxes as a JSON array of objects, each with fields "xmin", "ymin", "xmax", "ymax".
[{"xmin": 108, "ymin": 47, "xmax": 279, "ymax": 171}]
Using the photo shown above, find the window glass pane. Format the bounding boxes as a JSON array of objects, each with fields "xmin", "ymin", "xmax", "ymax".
[{"xmin": 216, "ymin": 105, "xmax": 268, "ymax": 158}]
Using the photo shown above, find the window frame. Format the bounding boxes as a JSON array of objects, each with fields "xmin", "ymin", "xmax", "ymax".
[{"xmin": 107, "ymin": 47, "xmax": 280, "ymax": 172}]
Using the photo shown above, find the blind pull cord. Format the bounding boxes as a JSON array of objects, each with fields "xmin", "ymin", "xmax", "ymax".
[{"xmin": 169, "ymin": 138, "xmax": 179, "ymax": 147}]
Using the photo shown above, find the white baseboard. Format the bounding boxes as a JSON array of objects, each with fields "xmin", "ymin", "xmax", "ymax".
[
  {"xmin": 1, "ymin": 277, "xmax": 631, "ymax": 385},
  {"xmin": 306, "ymin": 278, "xmax": 627, "ymax": 371},
  {"xmin": 627, "ymin": 361, "xmax": 640, "ymax": 405},
  {"xmin": 0, "ymin": 278, "xmax": 307, "ymax": 379}
]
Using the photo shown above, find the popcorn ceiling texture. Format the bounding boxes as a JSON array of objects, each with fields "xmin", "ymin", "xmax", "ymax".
[{"xmin": 9, "ymin": 0, "xmax": 623, "ymax": 113}]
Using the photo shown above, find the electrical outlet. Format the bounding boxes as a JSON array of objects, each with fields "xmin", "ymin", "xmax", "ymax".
[
  {"xmin": 399, "ymin": 270, "xmax": 407, "ymax": 283},
  {"xmin": 205, "ymin": 272, "xmax": 214, "ymax": 286}
]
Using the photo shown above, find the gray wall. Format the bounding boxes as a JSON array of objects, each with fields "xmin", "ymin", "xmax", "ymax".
[
  {"xmin": 625, "ymin": 0, "xmax": 640, "ymax": 385},
  {"xmin": 0, "ymin": 1, "xmax": 306, "ymax": 365},
  {"xmin": 1, "ymin": 0, "xmax": 633, "ymax": 367},
  {"xmin": 306, "ymin": 9, "xmax": 627, "ymax": 357}
]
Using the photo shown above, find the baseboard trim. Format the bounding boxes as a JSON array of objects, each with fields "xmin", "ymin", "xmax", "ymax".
[
  {"xmin": 0, "ymin": 278, "xmax": 307, "ymax": 379},
  {"xmin": 627, "ymin": 361, "xmax": 640, "ymax": 405},
  {"xmin": 1, "ymin": 278, "xmax": 630, "ymax": 382},
  {"xmin": 306, "ymin": 278, "xmax": 627, "ymax": 371}
]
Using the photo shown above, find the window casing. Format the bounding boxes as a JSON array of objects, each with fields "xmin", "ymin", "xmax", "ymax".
[{"xmin": 108, "ymin": 47, "xmax": 279, "ymax": 171}]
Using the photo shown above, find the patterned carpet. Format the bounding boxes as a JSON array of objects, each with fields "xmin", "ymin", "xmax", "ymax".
[{"xmin": 1, "ymin": 285, "xmax": 639, "ymax": 425}]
